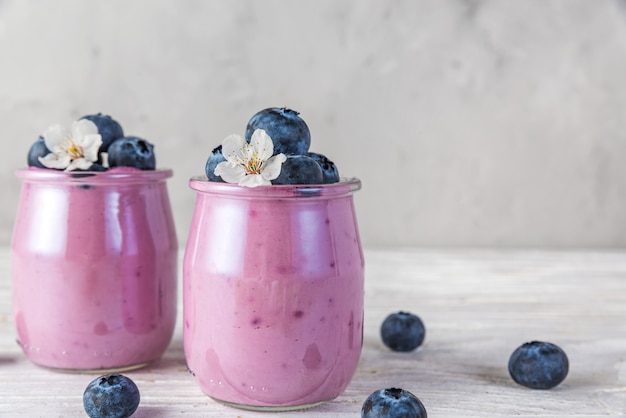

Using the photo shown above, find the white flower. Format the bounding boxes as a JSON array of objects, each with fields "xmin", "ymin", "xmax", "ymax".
[
  {"xmin": 38, "ymin": 120, "xmax": 102, "ymax": 171},
  {"xmin": 214, "ymin": 129, "xmax": 286, "ymax": 188}
]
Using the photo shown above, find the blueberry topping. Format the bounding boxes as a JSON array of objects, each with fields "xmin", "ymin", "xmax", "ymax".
[
  {"xmin": 108, "ymin": 136, "xmax": 156, "ymax": 170},
  {"xmin": 362, "ymin": 388, "xmax": 427, "ymax": 418},
  {"xmin": 70, "ymin": 163, "xmax": 107, "ymax": 173},
  {"xmin": 380, "ymin": 311, "xmax": 425, "ymax": 352},
  {"xmin": 205, "ymin": 145, "xmax": 226, "ymax": 182},
  {"xmin": 88, "ymin": 163, "xmax": 108, "ymax": 172},
  {"xmin": 272, "ymin": 155, "xmax": 323, "ymax": 185},
  {"xmin": 306, "ymin": 151, "xmax": 340, "ymax": 183},
  {"xmin": 27, "ymin": 136, "xmax": 51, "ymax": 168},
  {"xmin": 508, "ymin": 341, "xmax": 569, "ymax": 389},
  {"xmin": 245, "ymin": 107, "xmax": 311, "ymax": 155},
  {"xmin": 83, "ymin": 374, "xmax": 140, "ymax": 418},
  {"xmin": 80, "ymin": 113, "xmax": 124, "ymax": 155}
]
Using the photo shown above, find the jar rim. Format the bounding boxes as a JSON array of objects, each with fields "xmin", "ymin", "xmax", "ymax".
[
  {"xmin": 15, "ymin": 167, "xmax": 173, "ymax": 184},
  {"xmin": 189, "ymin": 176, "xmax": 361, "ymax": 199}
]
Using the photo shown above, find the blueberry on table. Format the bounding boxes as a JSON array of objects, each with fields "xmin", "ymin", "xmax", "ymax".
[
  {"xmin": 245, "ymin": 107, "xmax": 311, "ymax": 155},
  {"xmin": 27, "ymin": 136, "xmax": 51, "ymax": 168},
  {"xmin": 306, "ymin": 151, "xmax": 340, "ymax": 184},
  {"xmin": 83, "ymin": 374, "xmax": 140, "ymax": 418},
  {"xmin": 508, "ymin": 340, "xmax": 569, "ymax": 389},
  {"xmin": 108, "ymin": 136, "xmax": 156, "ymax": 170},
  {"xmin": 381, "ymin": 311, "xmax": 426, "ymax": 352},
  {"xmin": 205, "ymin": 145, "xmax": 226, "ymax": 182},
  {"xmin": 80, "ymin": 113, "xmax": 124, "ymax": 154},
  {"xmin": 362, "ymin": 388, "xmax": 427, "ymax": 418},
  {"xmin": 272, "ymin": 154, "xmax": 324, "ymax": 185}
]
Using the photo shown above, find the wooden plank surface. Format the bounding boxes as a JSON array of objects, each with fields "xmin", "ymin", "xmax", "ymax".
[{"xmin": 1, "ymin": 248, "xmax": 626, "ymax": 417}]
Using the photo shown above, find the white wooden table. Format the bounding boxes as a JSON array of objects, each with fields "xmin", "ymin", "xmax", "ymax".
[{"xmin": 1, "ymin": 247, "xmax": 626, "ymax": 417}]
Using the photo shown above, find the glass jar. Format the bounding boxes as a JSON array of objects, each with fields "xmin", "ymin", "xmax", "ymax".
[
  {"xmin": 11, "ymin": 168, "xmax": 178, "ymax": 372},
  {"xmin": 183, "ymin": 177, "xmax": 364, "ymax": 411}
]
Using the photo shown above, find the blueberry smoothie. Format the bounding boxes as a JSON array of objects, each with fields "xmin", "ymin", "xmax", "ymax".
[
  {"xmin": 184, "ymin": 179, "xmax": 363, "ymax": 409},
  {"xmin": 184, "ymin": 108, "xmax": 364, "ymax": 410},
  {"xmin": 11, "ymin": 114, "xmax": 177, "ymax": 371}
]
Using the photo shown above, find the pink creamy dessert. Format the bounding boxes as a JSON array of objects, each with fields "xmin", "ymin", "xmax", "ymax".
[
  {"xmin": 12, "ymin": 167, "xmax": 178, "ymax": 371},
  {"xmin": 184, "ymin": 108, "xmax": 364, "ymax": 410},
  {"xmin": 184, "ymin": 179, "xmax": 364, "ymax": 408},
  {"xmin": 12, "ymin": 115, "xmax": 177, "ymax": 371}
]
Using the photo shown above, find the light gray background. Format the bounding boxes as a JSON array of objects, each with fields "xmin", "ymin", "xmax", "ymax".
[{"xmin": 2, "ymin": 0, "xmax": 626, "ymax": 248}]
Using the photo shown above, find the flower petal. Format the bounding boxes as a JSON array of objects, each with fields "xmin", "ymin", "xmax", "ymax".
[
  {"xmin": 214, "ymin": 161, "xmax": 246, "ymax": 184},
  {"xmin": 39, "ymin": 153, "xmax": 70, "ymax": 169},
  {"xmin": 250, "ymin": 129, "xmax": 274, "ymax": 160},
  {"xmin": 239, "ymin": 174, "xmax": 270, "ymax": 188},
  {"xmin": 80, "ymin": 133, "xmax": 103, "ymax": 162},
  {"xmin": 66, "ymin": 158, "xmax": 93, "ymax": 171},
  {"xmin": 72, "ymin": 119, "xmax": 99, "ymax": 138},
  {"xmin": 261, "ymin": 153, "xmax": 286, "ymax": 181},
  {"xmin": 42, "ymin": 124, "xmax": 70, "ymax": 151},
  {"xmin": 221, "ymin": 134, "xmax": 249, "ymax": 164}
]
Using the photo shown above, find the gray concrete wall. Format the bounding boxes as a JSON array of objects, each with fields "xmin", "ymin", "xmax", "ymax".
[{"xmin": 2, "ymin": 0, "xmax": 626, "ymax": 248}]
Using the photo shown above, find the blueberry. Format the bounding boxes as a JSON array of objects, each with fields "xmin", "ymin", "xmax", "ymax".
[
  {"xmin": 205, "ymin": 145, "xmax": 226, "ymax": 182},
  {"xmin": 83, "ymin": 374, "xmax": 140, "ymax": 418},
  {"xmin": 108, "ymin": 136, "xmax": 156, "ymax": 170},
  {"xmin": 272, "ymin": 155, "xmax": 323, "ymax": 185},
  {"xmin": 73, "ymin": 163, "xmax": 107, "ymax": 172},
  {"xmin": 306, "ymin": 152, "xmax": 340, "ymax": 183},
  {"xmin": 362, "ymin": 388, "xmax": 427, "ymax": 418},
  {"xmin": 508, "ymin": 341, "xmax": 569, "ymax": 389},
  {"xmin": 89, "ymin": 163, "xmax": 108, "ymax": 172},
  {"xmin": 27, "ymin": 136, "xmax": 51, "ymax": 168},
  {"xmin": 380, "ymin": 311, "xmax": 425, "ymax": 352},
  {"xmin": 245, "ymin": 107, "xmax": 311, "ymax": 155},
  {"xmin": 80, "ymin": 113, "xmax": 124, "ymax": 154}
]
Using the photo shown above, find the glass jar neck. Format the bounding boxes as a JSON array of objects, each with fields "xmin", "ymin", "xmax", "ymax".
[
  {"xmin": 189, "ymin": 176, "xmax": 361, "ymax": 200},
  {"xmin": 15, "ymin": 168, "xmax": 173, "ymax": 186}
]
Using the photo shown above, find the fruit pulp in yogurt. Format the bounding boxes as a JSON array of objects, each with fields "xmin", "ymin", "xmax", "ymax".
[
  {"xmin": 11, "ymin": 168, "xmax": 178, "ymax": 371},
  {"xmin": 183, "ymin": 178, "xmax": 364, "ymax": 409}
]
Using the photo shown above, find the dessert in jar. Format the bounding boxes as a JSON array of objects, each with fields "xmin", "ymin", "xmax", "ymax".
[
  {"xmin": 184, "ymin": 107, "xmax": 364, "ymax": 411},
  {"xmin": 11, "ymin": 114, "xmax": 178, "ymax": 372}
]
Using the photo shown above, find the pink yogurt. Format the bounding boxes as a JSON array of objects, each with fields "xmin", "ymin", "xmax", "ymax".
[
  {"xmin": 11, "ymin": 167, "xmax": 178, "ymax": 371},
  {"xmin": 183, "ymin": 177, "xmax": 364, "ymax": 410}
]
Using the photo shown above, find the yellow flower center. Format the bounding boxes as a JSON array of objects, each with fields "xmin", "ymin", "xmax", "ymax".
[
  {"xmin": 243, "ymin": 153, "xmax": 264, "ymax": 175},
  {"xmin": 66, "ymin": 143, "xmax": 84, "ymax": 159}
]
